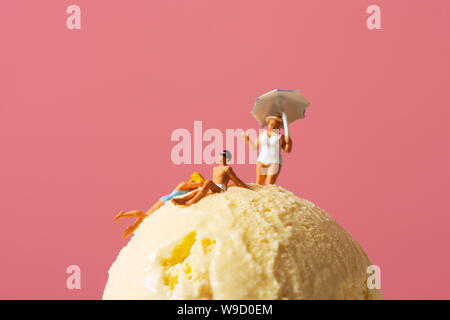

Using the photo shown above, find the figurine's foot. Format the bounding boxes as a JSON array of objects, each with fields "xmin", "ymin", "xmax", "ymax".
[
  {"xmin": 114, "ymin": 211, "xmax": 125, "ymax": 222},
  {"xmin": 122, "ymin": 226, "xmax": 136, "ymax": 238}
]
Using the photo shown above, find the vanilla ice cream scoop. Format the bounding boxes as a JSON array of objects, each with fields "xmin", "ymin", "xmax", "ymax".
[{"xmin": 103, "ymin": 185, "xmax": 383, "ymax": 300}]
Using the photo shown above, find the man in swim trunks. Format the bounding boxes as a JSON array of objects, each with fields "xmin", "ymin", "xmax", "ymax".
[
  {"xmin": 114, "ymin": 172, "xmax": 206, "ymax": 238},
  {"xmin": 171, "ymin": 150, "xmax": 249, "ymax": 206}
]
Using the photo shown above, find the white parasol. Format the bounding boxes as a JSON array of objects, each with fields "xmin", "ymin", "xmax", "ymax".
[{"xmin": 251, "ymin": 89, "xmax": 310, "ymax": 136}]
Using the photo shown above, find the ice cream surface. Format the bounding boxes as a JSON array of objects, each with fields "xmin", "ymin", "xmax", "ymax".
[{"xmin": 103, "ymin": 185, "xmax": 383, "ymax": 300}]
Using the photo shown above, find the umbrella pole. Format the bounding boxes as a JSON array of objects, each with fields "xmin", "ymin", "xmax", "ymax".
[{"xmin": 281, "ymin": 111, "xmax": 289, "ymax": 136}]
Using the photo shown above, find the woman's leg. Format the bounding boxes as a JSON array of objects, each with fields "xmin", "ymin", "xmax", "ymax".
[
  {"xmin": 266, "ymin": 164, "xmax": 282, "ymax": 185},
  {"xmin": 114, "ymin": 209, "xmax": 147, "ymax": 221},
  {"xmin": 116, "ymin": 200, "xmax": 165, "ymax": 238},
  {"xmin": 122, "ymin": 218, "xmax": 144, "ymax": 238},
  {"xmin": 256, "ymin": 162, "xmax": 267, "ymax": 185},
  {"xmin": 114, "ymin": 200, "xmax": 165, "ymax": 221},
  {"xmin": 146, "ymin": 200, "xmax": 165, "ymax": 215}
]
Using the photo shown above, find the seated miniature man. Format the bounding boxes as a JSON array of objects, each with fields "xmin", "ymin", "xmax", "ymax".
[
  {"xmin": 171, "ymin": 150, "xmax": 249, "ymax": 206},
  {"xmin": 114, "ymin": 172, "xmax": 206, "ymax": 238}
]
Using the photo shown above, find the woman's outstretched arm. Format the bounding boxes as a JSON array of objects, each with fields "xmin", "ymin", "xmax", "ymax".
[{"xmin": 241, "ymin": 132, "xmax": 259, "ymax": 150}]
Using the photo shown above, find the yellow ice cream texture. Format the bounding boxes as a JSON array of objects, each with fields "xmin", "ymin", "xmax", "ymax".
[{"xmin": 103, "ymin": 184, "xmax": 383, "ymax": 300}]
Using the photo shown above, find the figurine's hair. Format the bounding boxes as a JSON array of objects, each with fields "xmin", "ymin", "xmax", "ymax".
[
  {"xmin": 189, "ymin": 172, "xmax": 205, "ymax": 183},
  {"xmin": 220, "ymin": 150, "xmax": 232, "ymax": 162},
  {"xmin": 265, "ymin": 113, "xmax": 284, "ymax": 128}
]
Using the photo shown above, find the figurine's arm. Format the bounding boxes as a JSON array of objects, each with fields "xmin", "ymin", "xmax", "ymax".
[
  {"xmin": 241, "ymin": 132, "xmax": 258, "ymax": 150},
  {"xmin": 281, "ymin": 135, "xmax": 293, "ymax": 153},
  {"xmin": 226, "ymin": 167, "xmax": 250, "ymax": 189},
  {"xmin": 178, "ymin": 181, "xmax": 203, "ymax": 191}
]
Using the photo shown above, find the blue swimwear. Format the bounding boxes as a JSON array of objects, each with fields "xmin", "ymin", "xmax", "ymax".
[{"xmin": 160, "ymin": 189, "xmax": 189, "ymax": 203}]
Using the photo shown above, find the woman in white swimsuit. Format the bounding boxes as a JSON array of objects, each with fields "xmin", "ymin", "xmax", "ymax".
[{"xmin": 243, "ymin": 114, "xmax": 292, "ymax": 185}]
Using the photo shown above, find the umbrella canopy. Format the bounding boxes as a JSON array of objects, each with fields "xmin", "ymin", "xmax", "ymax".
[{"xmin": 251, "ymin": 89, "xmax": 310, "ymax": 136}]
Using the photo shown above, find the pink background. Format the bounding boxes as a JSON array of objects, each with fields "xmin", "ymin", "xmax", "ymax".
[{"xmin": 1, "ymin": 0, "xmax": 449, "ymax": 299}]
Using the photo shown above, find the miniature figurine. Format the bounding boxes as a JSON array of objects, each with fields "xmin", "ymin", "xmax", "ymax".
[
  {"xmin": 243, "ymin": 89, "xmax": 310, "ymax": 185},
  {"xmin": 242, "ymin": 114, "xmax": 292, "ymax": 185},
  {"xmin": 171, "ymin": 150, "xmax": 249, "ymax": 206},
  {"xmin": 114, "ymin": 172, "xmax": 206, "ymax": 238}
]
